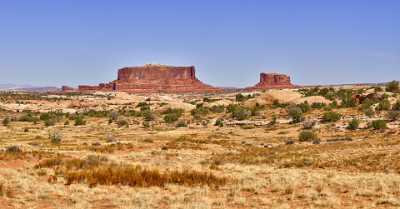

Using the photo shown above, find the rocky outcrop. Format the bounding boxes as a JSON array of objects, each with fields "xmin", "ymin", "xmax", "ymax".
[
  {"xmin": 247, "ymin": 73, "xmax": 294, "ymax": 90},
  {"xmin": 74, "ymin": 64, "xmax": 221, "ymax": 94}
]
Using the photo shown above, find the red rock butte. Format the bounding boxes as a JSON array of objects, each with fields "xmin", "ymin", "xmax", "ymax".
[
  {"xmin": 71, "ymin": 64, "xmax": 222, "ymax": 94},
  {"xmin": 247, "ymin": 73, "xmax": 295, "ymax": 90}
]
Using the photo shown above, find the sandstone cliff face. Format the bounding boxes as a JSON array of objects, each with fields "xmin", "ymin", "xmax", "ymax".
[
  {"xmin": 248, "ymin": 73, "xmax": 294, "ymax": 90},
  {"xmin": 76, "ymin": 64, "xmax": 221, "ymax": 94}
]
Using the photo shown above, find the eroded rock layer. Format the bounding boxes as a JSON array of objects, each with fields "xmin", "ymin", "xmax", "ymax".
[
  {"xmin": 76, "ymin": 64, "xmax": 221, "ymax": 94},
  {"xmin": 248, "ymin": 73, "xmax": 294, "ymax": 90}
]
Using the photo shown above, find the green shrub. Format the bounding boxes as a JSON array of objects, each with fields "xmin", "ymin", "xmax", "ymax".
[
  {"xmin": 191, "ymin": 105, "xmax": 209, "ymax": 119},
  {"xmin": 214, "ymin": 118, "xmax": 224, "ymax": 127},
  {"xmin": 299, "ymin": 131, "xmax": 318, "ymax": 142},
  {"xmin": 74, "ymin": 115, "xmax": 86, "ymax": 126},
  {"xmin": 392, "ymin": 101, "xmax": 400, "ymax": 111},
  {"xmin": 387, "ymin": 111, "xmax": 400, "ymax": 121},
  {"xmin": 19, "ymin": 113, "xmax": 39, "ymax": 123},
  {"xmin": 231, "ymin": 107, "xmax": 251, "ymax": 121},
  {"xmin": 49, "ymin": 131, "xmax": 62, "ymax": 144},
  {"xmin": 163, "ymin": 108, "xmax": 184, "ymax": 124},
  {"xmin": 297, "ymin": 102, "xmax": 311, "ymax": 113},
  {"xmin": 117, "ymin": 119, "xmax": 129, "ymax": 127},
  {"xmin": 386, "ymin": 81, "xmax": 399, "ymax": 93},
  {"xmin": 2, "ymin": 117, "xmax": 10, "ymax": 126},
  {"xmin": 311, "ymin": 102, "xmax": 326, "ymax": 109},
  {"xmin": 142, "ymin": 110, "xmax": 155, "ymax": 121},
  {"xmin": 44, "ymin": 118, "xmax": 56, "ymax": 127},
  {"xmin": 371, "ymin": 120, "xmax": 387, "ymax": 130},
  {"xmin": 347, "ymin": 119, "xmax": 360, "ymax": 130},
  {"xmin": 322, "ymin": 111, "xmax": 341, "ymax": 123},
  {"xmin": 235, "ymin": 94, "xmax": 254, "ymax": 102},
  {"xmin": 377, "ymin": 99, "xmax": 391, "ymax": 111},
  {"xmin": 209, "ymin": 105, "xmax": 225, "ymax": 113},
  {"xmin": 363, "ymin": 108, "xmax": 375, "ymax": 117},
  {"xmin": 176, "ymin": 121, "xmax": 187, "ymax": 128},
  {"xmin": 287, "ymin": 106, "xmax": 304, "ymax": 123}
]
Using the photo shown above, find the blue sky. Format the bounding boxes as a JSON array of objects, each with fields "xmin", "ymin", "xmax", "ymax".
[{"xmin": 0, "ymin": 0, "xmax": 399, "ymax": 87}]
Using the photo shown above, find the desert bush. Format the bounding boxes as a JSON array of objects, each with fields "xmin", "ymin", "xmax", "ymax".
[
  {"xmin": 339, "ymin": 90, "xmax": 357, "ymax": 108},
  {"xmin": 311, "ymin": 102, "xmax": 326, "ymax": 109},
  {"xmin": 299, "ymin": 130, "xmax": 318, "ymax": 142},
  {"xmin": 235, "ymin": 93, "xmax": 254, "ymax": 102},
  {"xmin": 386, "ymin": 80, "xmax": 399, "ymax": 93},
  {"xmin": 5, "ymin": 145, "xmax": 21, "ymax": 153},
  {"xmin": 363, "ymin": 107, "xmax": 375, "ymax": 117},
  {"xmin": 44, "ymin": 118, "xmax": 56, "ymax": 127},
  {"xmin": 392, "ymin": 100, "xmax": 400, "ymax": 111},
  {"xmin": 371, "ymin": 120, "xmax": 387, "ymax": 130},
  {"xmin": 209, "ymin": 105, "xmax": 225, "ymax": 113},
  {"xmin": 74, "ymin": 115, "xmax": 86, "ymax": 126},
  {"xmin": 297, "ymin": 102, "xmax": 311, "ymax": 113},
  {"xmin": 322, "ymin": 111, "xmax": 341, "ymax": 123},
  {"xmin": 229, "ymin": 106, "xmax": 251, "ymax": 121},
  {"xmin": 191, "ymin": 104, "xmax": 209, "ymax": 119},
  {"xmin": 377, "ymin": 99, "xmax": 391, "ymax": 111},
  {"xmin": 163, "ymin": 108, "xmax": 184, "ymax": 124},
  {"xmin": 137, "ymin": 102, "xmax": 151, "ymax": 112},
  {"xmin": 49, "ymin": 130, "xmax": 62, "ymax": 144},
  {"xmin": 176, "ymin": 121, "xmax": 187, "ymax": 128},
  {"xmin": 347, "ymin": 119, "xmax": 360, "ymax": 130},
  {"xmin": 287, "ymin": 106, "xmax": 304, "ymax": 123},
  {"xmin": 117, "ymin": 118, "xmax": 129, "ymax": 127},
  {"xmin": 142, "ymin": 110, "xmax": 155, "ymax": 121},
  {"xmin": 215, "ymin": 118, "xmax": 224, "ymax": 127},
  {"xmin": 18, "ymin": 113, "xmax": 39, "ymax": 123},
  {"xmin": 2, "ymin": 117, "xmax": 10, "ymax": 126},
  {"xmin": 387, "ymin": 111, "xmax": 400, "ymax": 121}
]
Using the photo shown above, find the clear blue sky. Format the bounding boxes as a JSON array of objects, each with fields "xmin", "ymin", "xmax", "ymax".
[{"xmin": 0, "ymin": 0, "xmax": 399, "ymax": 87}]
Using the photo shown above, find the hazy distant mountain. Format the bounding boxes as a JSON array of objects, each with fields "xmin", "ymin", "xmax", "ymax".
[{"xmin": 0, "ymin": 84, "xmax": 60, "ymax": 92}]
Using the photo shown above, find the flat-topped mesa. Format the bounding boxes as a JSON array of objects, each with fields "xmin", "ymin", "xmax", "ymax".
[
  {"xmin": 75, "ymin": 65, "xmax": 221, "ymax": 94},
  {"xmin": 248, "ymin": 73, "xmax": 295, "ymax": 90}
]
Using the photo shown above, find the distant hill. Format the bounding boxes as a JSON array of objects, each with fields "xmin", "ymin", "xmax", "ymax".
[{"xmin": 0, "ymin": 84, "xmax": 60, "ymax": 92}]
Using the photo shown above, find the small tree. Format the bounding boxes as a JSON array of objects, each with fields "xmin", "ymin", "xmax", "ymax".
[
  {"xmin": 74, "ymin": 115, "xmax": 86, "ymax": 126},
  {"xmin": 347, "ymin": 119, "xmax": 360, "ymax": 130},
  {"xmin": 377, "ymin": 99, "xmax": 391, "ymax": 111}
]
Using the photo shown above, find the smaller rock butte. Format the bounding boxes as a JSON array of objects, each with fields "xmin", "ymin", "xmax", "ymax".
[
  {"xmin": 73, "ymin": 64, "xmax": 222, "ymax": 94},
  {"xmin": 247, "ymin": 73, "xmax": 294, "ymax": 90}
]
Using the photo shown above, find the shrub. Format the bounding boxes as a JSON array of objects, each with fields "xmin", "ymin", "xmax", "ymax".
[
  {"xmin": 163, "ymin": 108, "xmax": 184, "ymax": 124},
  {"xmin": 386, "ymin": 81, "xmax": 399, "ymax": 93},
  {"xmin": 74, "ymin": 115, "xmax": 86, "ymax": 126},
  {"xmin": 299, "ymin": 131, "xmax": 318, "ymax": 142},
  {"xmin": 371, "ymin": 120, "xmax": 387, "ymax": 130},
  {"xmin": 209, "ymin": 105, "xmax": 225, "ymax": 113},
  {"xmin": 363, "ymin": 108, "xmax": 375, "ymax": 117},
  {"xmin": 176, "ymin": 121, "xmax": 187, "ymax": 128},
  {"xmin": 49, "ymin": 130, "xmax": 62, "ymax": 144},
  {"xmin": 18, "ymin": 113, "xmax": 39, "ymax": 123},
  {"xmin": 215, "ymin": 118, "xmax": 224, "ymax": 127},
  {"xmin": 6, "ymin": 145, "xmax": 21, "ymax": 153},
  {"xmin": 44, "ymin": 118, "xmax": 56, "ymax": 127},
  {"xmin": 231, "ymin": 107, "xmax": 251, "ymax": 121},
  {"xmin": 191, "ymin": 105, "xmax": 209, "ymax": 119},
  {"xmin": 302, "ymin": 120, "xmax": 316, "ymax": 129},
  {"xmin": 347, "ymin": 119, "xmax": 360, "ymax": 130},
  {"xmin": 235, "ymin": 94, "xmax": 253, "ymax": 102},
  {"xmin": 297, "ymin": 102, "xmax": 311, "ymax": 113},
  {"xmin": 2, "ymin": 117, "xmax": 10, "ymax": 126},
  {"xmin": 377, "ymin": 99, "xmax": 391, "ymax": 111},
  {"xmin": 117, "ymin": 119, "xmax": 129, "ymax": 127},
  {"xmin": 392, "ymin": 101, "xmax": 400, "ymax": 111},
  {"xmin": 387, "ymin": 111, "xmax": 400, "ymax": 121},
  {"xmin": 340, "ymin": 91, "xmax": 357, "ymax": 108},
  {"xmin": 322, "ymin": 111, "xmax": 341, "ymax": 123},
  {"xmin": 311, "ymin": 102, "xmax": 326, "ymax": 109},
  {"xmin": 142, "ymin": 110, "xmax": 155, "ymax": 121},
  {"xmin": 287, "ymin": 106, "xmax": 304, "ymax": 123}
]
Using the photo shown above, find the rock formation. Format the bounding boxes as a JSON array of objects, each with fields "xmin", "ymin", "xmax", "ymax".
[
  {"xmin": 72, "ymin": 64, "xmax": 221, "ymax": 94},
  {"xmin": 248, "ymin": 73, "xmax": 294, "ymax": 90}
]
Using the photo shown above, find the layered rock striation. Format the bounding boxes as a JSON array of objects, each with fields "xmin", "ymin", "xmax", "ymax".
[
  {"xmin": 74, "ymin": 64, "xmax": 221, "ymax": 94},
  {"xmin": 248, "ymin": 73, "xmax": 294, "ymax": 90}
]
